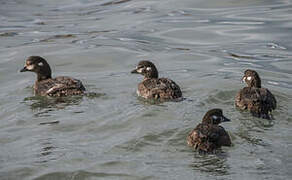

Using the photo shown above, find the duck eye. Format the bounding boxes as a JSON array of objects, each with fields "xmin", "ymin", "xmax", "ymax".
[{"xmin": 146, "ymin": 67, "xmax": 151, "ymax": 71}]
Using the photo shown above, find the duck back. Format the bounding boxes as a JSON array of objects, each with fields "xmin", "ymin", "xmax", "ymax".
[
  {"xmin": 235, "ymin": 87, "xmax": 276, "ymax": 119},
  {"xmin": 138, "ymin": 78, "xmax": 182, "ymax": 100},
  {"xmin": 187, "ymin": 123, "xmax": 231, "ymax": 153},
  {"xmin": 34, "ymin": 76, "xmax": 85, "ymax": 97}
]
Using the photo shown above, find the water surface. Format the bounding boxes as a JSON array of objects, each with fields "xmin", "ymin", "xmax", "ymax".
[{"xmin": 1, "ymin": 0, "xmax": 292, "ymax": 179}]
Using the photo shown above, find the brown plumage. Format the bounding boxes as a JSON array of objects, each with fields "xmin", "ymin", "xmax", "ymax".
[
  {"xmin": 20, "ymin": 56, "xmax": 85, "ymax": 97},
  {"xmin": 187, "ymin": 109, "xmax": 231, "ymax": 153},
  {"xmin": 131, "ymin": 60, "xmax": 182, "ymax": 101},
  {"xmin": 235, "ymin": 69, "xmax": 276, "ymax": 119}
]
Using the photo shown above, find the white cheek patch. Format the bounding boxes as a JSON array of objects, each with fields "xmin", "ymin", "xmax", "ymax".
[
  {"xmin": 146, "ymin": 67, "xmax": 151, "ymax": 71},
  {"xmin": 26, "ymin": 65, "xmax": 34, "ymax": 70},
  {"xmin": 247, "ymin": 76, "xmax": 252, "ymax": 81},
  {"xmin": 38, "ymin": 62, "xmax": 44, "ymax": 66},
  {"xmin": 212, "ymin": 115, "xmax": 218, "ymax": 120},
  {"xmin": 137, "ymin": 68, "xmax": 143, "ymax": 73}
]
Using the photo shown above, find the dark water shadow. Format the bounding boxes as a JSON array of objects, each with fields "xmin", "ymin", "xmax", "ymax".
[
  {"xmin": 189, "ymin": 152, "xmax": 230, "ymax": 176},
  {"xmin": 35, "ymin": 138, "xmax": 59, "ymax": 164},
  {"xmin": 0, "ymin": 32, "xmax": 18, "ymax": 37},
  {"xmin": 23, "ymin": 95, "xmax": 83, "ymax": 111},
  {"xmin": 234, "ymin": 128, "xmax": 267, "ymax": 147},
  {"xmin": 22, "ymin": 92, "xmax": 105, "ymax": 119},
  {"xmin": 84, "ymin": 92, "xmax": 106, "ymax": 99},
  {"xmin": 39, "ymin": 34, "xmax": 76, "ymax": 43},
  {"xmin": 32, "ymin": 170, "xmax": 151, "ymax": 180},
  {"xmin": 234, "ymin": 111, "xmax": 275, "ymax": 147},
  {"xmin": 136, "ymin": 95, "xmax": 185, "ymax": 106},
  {"xmin": 204, "ymin": 89, "xmax": 236, "ymax": 106},
  {"xmin": 112, "ymin": 128, "xmax": 180, "ymax": 154},
  {"xmin": 101, "ymin": 0, "xmax": 132, "ymax": 6}
]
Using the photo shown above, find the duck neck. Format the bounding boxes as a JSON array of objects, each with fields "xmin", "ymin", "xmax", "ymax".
[
  {"xmin": 37, "ymin": 73, "xmax": 51, "ymax": 81},
  {"xmin": 249, "ymin": 79, "xmax": 261, "ymax": 88},
  {"xmin": 144, "ymin": 69, "xmax": 158, "ymax": 79}
]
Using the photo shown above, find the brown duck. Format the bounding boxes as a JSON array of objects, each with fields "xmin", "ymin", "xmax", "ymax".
[
  {"xmin": 131, "ymin": 60, "xmax": 182, "ymax": 101},
  {"xmin": 235, "ymin": 69, "xmax": 277, "ymax": 119},
  {"xmin": 20, "ymin": 56, "xmax": 85, "ymax": 96},
  {"xmin": 187, "ymin": 109, "xmax": 231, "ymax": 153}
]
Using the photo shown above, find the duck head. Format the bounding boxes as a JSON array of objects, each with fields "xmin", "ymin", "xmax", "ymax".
[
  {"xmin": 241, "ymin": 69, "xmax": 261, "ymax": 88},
  {"xmin": 202, "ymin": 109, "xmax": 231, "ymax": 125},
  {"xmin": 131, "ymin": 60, "xmax": 158, "ymax": 79},
  {"xmin": 20, "ymin": 56, "xmax": 52, "ymax": 81}
]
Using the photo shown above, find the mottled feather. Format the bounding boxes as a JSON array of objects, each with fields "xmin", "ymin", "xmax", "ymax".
[
  {"xmin": 131, "ymin": 60, "xmax": 182, "ymax": 101},
  {"xmin": 138, "ymin": 78, "xmax": 182, "ymax": 100},
  {"xmin": 34, "ymin": 76, "xmax": 85, "ymax": 97},
  {"xmin": 187, "ymin": 109, "xmax": 231, "ymax": 153},
  {"xmin": 235, "ymin": 87, "xmax": 276, "ymax": 119},
  {"xmin": 20, "ymin": 56, "xmax": 86, "ymax": 97},
  {"xmin": 187, "ymin": 123, "xmax": 231, "ymax": 153}
]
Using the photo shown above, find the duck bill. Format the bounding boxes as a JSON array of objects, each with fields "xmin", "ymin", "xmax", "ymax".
[
  {"xmin": 20, "ymin": 66, "xmax": 28, "ymax": 72},
  {"xmin": 131, "ymin": 69, "xmax": 139, "ymax": 74},
  {"xmin": 221, "ymin": 116, "xmax": 231, "ymax": 122}
]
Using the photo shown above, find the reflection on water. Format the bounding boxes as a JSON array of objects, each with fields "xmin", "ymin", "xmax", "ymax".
[
  {"xmin": 190, "ymin": 153, "xmax": 230, "ymax": 176},
  {"xmin": 23, "ymin": 92, "xmax": 104, "ymax": 112},
  {"xmin": 33, "ymin": 171, "xmax": 144, "ymax": 180},
  {"xmin": 23, "ymin": 95, "xmax": 83, "ymax": 117},
  {"xmin": 136, "ymin": 95, "xmax": 185, "ymax": 106},
  {"xmin": 35, "ymin": 138, "xmax": 58, "ymax": 164},
  {"xmin": 205, "ymin": 90, "xmax": 236, "ymax": 106},
  {"xmin": 20, "ymin": 92, "xmax": 105, "ymax": 126},
  {"xmin": 235, "ymin": 128, "xmax": 266, "ymax": 146},
  {"xmin": 101, "ymin": 0, "xmax": 132, "ymax": 7}
]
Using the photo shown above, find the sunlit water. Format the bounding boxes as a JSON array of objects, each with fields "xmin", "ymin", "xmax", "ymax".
[{"xmin": 1, "ymin": 0, "xmax": 292, "ymax": 179}]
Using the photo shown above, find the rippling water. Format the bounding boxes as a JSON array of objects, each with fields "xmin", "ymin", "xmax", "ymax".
[{"xmin": 1, "ymin": 0, "xmax": 292, "ymax": 179}]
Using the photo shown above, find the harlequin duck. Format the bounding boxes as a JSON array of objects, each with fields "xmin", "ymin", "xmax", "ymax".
[
  {"xmin": 131, "ymin": 60, "xmax": 182, "ymax": 101},
  {"xmin": 187, "ymin": 109, "xmax": 231, "ymax": 153},
  {"xmin": 20, "ymin": 56, "xmax": 85, "ymax": 96},
  {"xmin": 235, "ymin": 69, "xmax": 277, "ymax": 119}
]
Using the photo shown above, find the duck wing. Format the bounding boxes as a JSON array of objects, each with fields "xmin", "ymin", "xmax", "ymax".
[
  {"xmin": 215, "ymin": 126, "xmax": 232, "ymax": 147},
  {"xmin": 235, "ymin": 87, "xmax": 276, "ymax": 119},
  {"xmin": 259, "ymin": 88, "xmax": 277, "ymax": 110},
  {"xmin": 235, "ymin": 89, "xmax": 247, "ymax": 110},
  {"xmin": 138, "ymin": 78, "xmax": 182, "ymax": 100},
  {"xmin": 35, "ymin": 76, "xmax": 85, "ymax": 96},
  {"xmin": 187, "ymin": 123, "xmax": 221, "ymax": 152},
  {"xmin": 187, "ymin": 123, "xmax": 231, "ymax": 153}
]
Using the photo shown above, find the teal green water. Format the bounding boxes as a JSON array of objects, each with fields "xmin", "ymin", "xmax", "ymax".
[{"xmin": 0, "ymin": 0, "xmax": 292, "ymax": 179}]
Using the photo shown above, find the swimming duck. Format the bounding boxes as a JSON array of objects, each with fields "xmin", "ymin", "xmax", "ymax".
[
  {"xmin": 131, "ymin": 60, "xmax": 182, "ymax": 101},
  {"xmin": 20, "ymin": 56, "xmax": 85, "ymax": 97},
  {"xmin": 187, "ymin": 109, "xmax": 231, "ymax": 153},
  {"xmin": 235, "ymin": 69, "xmax": 276, "ymax": 119}
]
